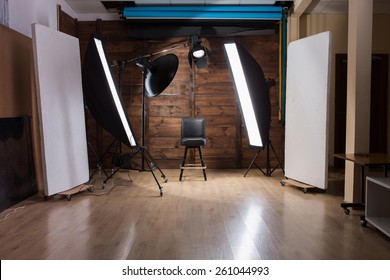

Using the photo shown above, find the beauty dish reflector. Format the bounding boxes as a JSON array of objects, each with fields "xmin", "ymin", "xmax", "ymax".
[{"xmin": 144, "ymin": 54, "xmax": 179, "ymax": 98}]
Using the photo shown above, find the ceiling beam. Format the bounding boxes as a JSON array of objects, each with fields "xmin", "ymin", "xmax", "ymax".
[{"xmin": 291, "ymin": 0, "xmax": 312, "ymax": 17}]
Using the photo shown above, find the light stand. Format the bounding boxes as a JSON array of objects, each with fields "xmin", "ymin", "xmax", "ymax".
[
  {"xmin": 88, "ymin": 60, "xmax": 128, "ymax": 181},
  {"xmin": 243, "ymin": 140, "xmax": 284, "ymax": 177},
  {"xmin": 109, "ymin": 56, "xmax": 173, "ymax": 190},
  {"xmin": 83, "ymin": 35, "xmax": 205, "ymax": 195},
  {"xmin": 141, "ymin": 68, "xmax": 147, "ymax": 171},
  {"xmin": 112, "ymin": 61, "xmax": 125, "ymax": 169},
  {"xmin": 134, "ymin": 54, "xmax": 179, "ymax": 171},
  {"xmin": 243, "ymin": 78, "xmax": 284, "ymax": 177},
  {"xmin": 82, "ymin": 35, "xmax": 169, "ymax": 196},
  {"xmin": 223, "ymin": 41, "xmax": 283, "ymax": 177},
  {"xmin": 121, "ymin": 36, "xmax": 206, "ymax": 171}
]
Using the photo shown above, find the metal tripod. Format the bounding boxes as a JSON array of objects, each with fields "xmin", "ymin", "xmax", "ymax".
[
  {"xmin": 244, "ymin": 140, "xmax": 284, "ymax": 177},
  {"xmin": 102, "ymin": 145, "xmax": 167, "ymax": 196}
]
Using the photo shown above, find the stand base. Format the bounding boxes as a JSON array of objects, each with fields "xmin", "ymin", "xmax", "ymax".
[
  {"xmin": 244, "ymin": 140, "xmax": 284, "ymax": 177},
  {"xmin": 101, "ymin": 146, "xmax": 167, "ymax": 196}
]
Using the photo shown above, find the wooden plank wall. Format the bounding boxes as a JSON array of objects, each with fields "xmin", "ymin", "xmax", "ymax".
[{"xmin": 60, "ymin": 12, "xmax": 284, "ymax": 170}]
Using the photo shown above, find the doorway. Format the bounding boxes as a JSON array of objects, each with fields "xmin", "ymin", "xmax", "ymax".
[{"xmin": 334, "ymin": 53, "xmax": 388, "ymax": 168}]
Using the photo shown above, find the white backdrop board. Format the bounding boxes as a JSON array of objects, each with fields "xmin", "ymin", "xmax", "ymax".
[
  {"xmin": 32, "ymin": 24, "xmax": 89, "ymax": 196},
  {"xmin": 284, "ymin": 31, "xmax": 332, "ymax": 190}
]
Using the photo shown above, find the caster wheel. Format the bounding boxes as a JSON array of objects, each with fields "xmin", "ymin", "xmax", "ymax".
[
  {"xmin": 361, "ymin": 219, "xmax": 367, "ymax": 227},
  {"xmin": 344, "ymin": 208, "xmax": 350, "ymax": 215},
  {"xmin": 66, "ymin": 195, "xmax": 72, "ymax": 201},
  {"xmin": 160, "ymin": 189, "xmax": 164, "ymax": 197},
  {"xmin": 280, "ymin": 181, "xmax": 285, "ymax": 186},
  {"xmin": 303, "ymin": 188, "xmax": 308, "ymax": 193}
]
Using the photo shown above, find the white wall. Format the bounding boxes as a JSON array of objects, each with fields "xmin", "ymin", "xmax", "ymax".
[
  {"xmin": 299, "ymin": 13, "xmax": 390, "ymax": 163},
  {"xmin": 8, "ymin": 0, "xmax": 119, "ymax": 38},
  {"xmin": 8, "ymin": 0, "xmax": 75, "ymax": 37}
]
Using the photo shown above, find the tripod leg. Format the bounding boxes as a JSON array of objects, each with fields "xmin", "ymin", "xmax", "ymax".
[
  {"xmin": 270, "ymin": 141, "xmax": 284, "ymax": 173},
  {"xmin": 102, "ymin": 150, "xmax": 137, "ymax": 187},
  {"xmin": 102, "ymin": 166, "xmax": 119, "ymax": 187},
  {"xmin": 142, "ymin": 150, "xmax": 164, "ymax": 196},
  {"xmin": 266, "ymin": 141, "xmax": 271, "ymax": 176},
  {"xmin": 88, "ymin": 141, "xmax": 110, "ymax": 180},
  {"xmin": 143, "ymin": 147, "xmax": 168, "ymax": 182},
  {"xmin": 266, "ymin": 140, "xmax": 284, "ymax": 176},
  {"xmin": 244, "ymin": 149, "xmax": 261, "ymax": 177},
  {"xmin": 88, "ymin": 138, "xmax": 117, "ymax": 181}
]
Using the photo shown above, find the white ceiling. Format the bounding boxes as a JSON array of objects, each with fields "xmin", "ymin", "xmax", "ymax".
[
  {"xmin": 64, "ymin": 0, "xmax": 390, "ymax": 18},
  {"xmin": 306, "ymin": 0, "xmax": 390, "ymax": 14}
]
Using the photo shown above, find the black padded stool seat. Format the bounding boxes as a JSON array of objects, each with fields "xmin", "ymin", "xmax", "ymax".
[
  {"xmin": 181, "ymin": 137, "xmax": 206, "ymax": 146},
  {"xmin": 179, "ymin": 118, "xmax": 207, "ymax": 181}
]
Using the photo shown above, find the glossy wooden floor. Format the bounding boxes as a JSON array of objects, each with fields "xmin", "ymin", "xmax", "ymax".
[{"xmin": 1, "ymin": 168, "xmax": 390, "ymax": 260}]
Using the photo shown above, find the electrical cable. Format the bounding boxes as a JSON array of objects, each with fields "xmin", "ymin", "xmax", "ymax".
[{"xmin": 0, "ymin": 199, "xmax": 43, "ymax": 223}]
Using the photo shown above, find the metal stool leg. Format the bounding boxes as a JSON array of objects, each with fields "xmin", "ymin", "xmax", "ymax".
[
  {"xmin": 198, "ymin": 146, "xmax": 207, "ymax": 181},
  {"xmin": 179, "ymin": 147, "xmax": 188, "ymax": 181}
]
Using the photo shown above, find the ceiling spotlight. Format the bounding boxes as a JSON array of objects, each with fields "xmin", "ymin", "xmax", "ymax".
[
  {"xmin": 191, "ymin": 42, "xmax": 206, "ymax": 59},
  {"xmin": 190, "ymin": 35, "xmax": 208, "ymax": 69}
]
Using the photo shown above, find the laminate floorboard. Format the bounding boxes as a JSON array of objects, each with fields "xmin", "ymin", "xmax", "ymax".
[{"xmin": 0, "ymin": 169, "xmax": 389, "ymax": 260}]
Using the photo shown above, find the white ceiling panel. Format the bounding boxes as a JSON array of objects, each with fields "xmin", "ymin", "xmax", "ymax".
[
  {"xmin": 321, "ymin": 0, "xmax": 348, "ymax": 14},
  {"xmin": 66, "ymin": 0, "xmax": 106, "ymax": 14}
]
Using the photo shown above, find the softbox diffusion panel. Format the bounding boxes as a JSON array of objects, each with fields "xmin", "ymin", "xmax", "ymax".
[
  {"xmin": 82, "ymin": 35, "xmax": 136, "ymax": 148},
  {"xmin": 223, "ymin": 41, "xmax": 271, "ymax": 149},
  {"xmin": 285, "ymin": 31, "xmax": 332, "ymax": 190},
  {"xmin": 32, "ymin": 24, "xmax": 89, "ymax": 196}
]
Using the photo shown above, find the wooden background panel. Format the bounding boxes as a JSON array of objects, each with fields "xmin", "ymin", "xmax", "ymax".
[
  {"xmin": 58, "ymin": 5, "xmax": 77, "ymax": 37},
  {"xmin": 59, "ymin": 13, "xmax": 284, "ymax": 170},
  {"xmin": 193, "ymin": 37, "xmax": 238, "ymax": 168},
  {"xmin": 149, "ymin": 95, "xmax": 192, "ymax": 117},
  {"xmin": 149, "ymin": 116, "xmax": 182, "ymax": 138}
]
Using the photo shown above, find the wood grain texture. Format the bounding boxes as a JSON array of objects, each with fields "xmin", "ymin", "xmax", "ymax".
[
  {"xmin": 65, "ymin": 14, "xmax": 284, "ymax": 170},
  {"xmin": 1, "ymin": 169, "xmax": 390, "ymax": 260}
]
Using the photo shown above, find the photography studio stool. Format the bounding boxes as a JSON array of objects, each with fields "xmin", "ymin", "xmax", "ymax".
[{"xmin": 179, "ymin": 118, "xmax": 207, "ymax": 181}]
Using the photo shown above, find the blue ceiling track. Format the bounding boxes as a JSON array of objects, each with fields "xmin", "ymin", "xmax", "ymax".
[{"xmin": 122, "ymin": 6, "xmax": 283, "ymax": 20}]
